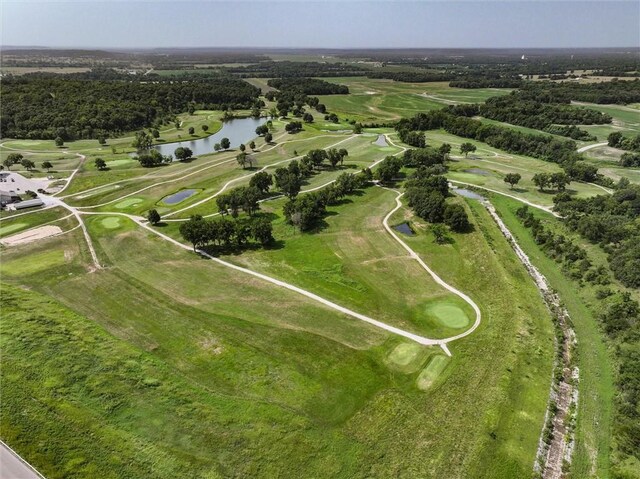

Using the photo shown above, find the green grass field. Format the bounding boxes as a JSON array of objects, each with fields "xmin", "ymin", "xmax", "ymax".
[
  {"xmin": 2, "ymin": 69, "xmax": 634, "ymax": 479},
  {"xmin": 0, "ymin": 179, "xmax": 554, "ymax": 478}
]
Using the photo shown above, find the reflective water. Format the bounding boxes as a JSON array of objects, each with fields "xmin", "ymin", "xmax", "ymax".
[{"xmin": 152, "ymin": 117, "xmax": 266, "ymax": 159}]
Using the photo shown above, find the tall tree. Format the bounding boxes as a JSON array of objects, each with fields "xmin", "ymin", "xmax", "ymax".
[
  {"xmin": 147, "ymin": 209, "xmax": 161, "ymax": 225},
  {"xmin": 460, "ymin": 142, "xmax": 476, "ymax": 157},
  {"xmin": 503, "ymin": 173, "xmax": 522, "ymax": 189}
]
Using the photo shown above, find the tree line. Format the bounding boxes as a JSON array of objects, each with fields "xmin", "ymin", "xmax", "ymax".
[
  {"xmin": 1, "ymin": 73, "xmax": 260, "ymax": 140},
  {"xmin": 396, "ymin": 110, "xmax": 601, "ymax": 183},
  {"xmin": 444, "ymin": 93, "xmax": 611, "ymax": 132},
  {"xmin": 267, "ymin": 78, "xmax": 349, "ymax": 95},
  {"xmin": 518, "ymin": 79, "xmax": 640, "ymax": 105},
  {"xmin": 553, "ymin": 180, "xmax": 640, "ymax": 289}
]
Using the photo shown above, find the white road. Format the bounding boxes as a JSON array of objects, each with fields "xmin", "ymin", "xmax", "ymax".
[
  {"xmin": 0, "ymin": 441, "xmax": 46, "ymax": 479},
  {"xmin": 577, "ymin": 142, "xmax": 608, "ymax": 153}
]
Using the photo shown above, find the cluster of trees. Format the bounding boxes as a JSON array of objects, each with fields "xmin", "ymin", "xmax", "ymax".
[
  {"xmin": 135, "ymin": 149, "xmax": 172, "ymax": 167},
  {"xmin": 1, "ymin": 73, "xmax": 260, "ymax": 140},
  {"xmin": 267, "ymin": 78, "xmax": 349, "ymax": 95},
  {"xmin": 374, "ymin": 156, "xmax": 404, "ymax": 183},
  {"xmin": 395, "ymin": 111, "xmax": 600, "ymax": 182},
  {"xmin": 365, "ymin": 71, "xmax": 457, "ymax": 83},
  {"xmin": 519, "ymin": 79, "xmax": 640, "ymax": 105},
  {"xmin": 179, "ymin": 215, "xmax": 274, "ymax": 252},
  {"xmin": 608, "ymin": 132, "xmax": 640, "ymax": 152},
  {"xmin": 553, "ymin": 181, "xmax": 640, "ymax": 289},
  {"xmin": 216, "ymin": 185, "xmax": 264, "ymax": 217},
  {"xmin": 283, "ymin": 172, "xmax": 368, "ymax": 231},
  {"xmin": 285, "ymin": 121, "xmax": 303, "ymax": 133},
  {"xmin": 255, "ymin": 124, "xmax": 273, "ymax": 143},
  {"xmin": 620, "ymin": 152, "xmax": 640, "ymax": 167},
  {"xmin": 402, "ymin": 145, "xmax": 449, "ymax": 168},
  {"xmin": 405, "ymin": 167, "xmax": 471, "ymax": 234},
  {"xmin": 226, "ymin": 61, "xmax": 365, "ymax": 78},
  {"xmin": 272, "ymin": 148, "xmax": 350, "ymax": 199},
  {"xmin": 214, "ymin": 137, "xmax": 232, "ymax": 152},
  {"xmin": 449, "ymin": 77, "xmax": 523, "ymax": 89},
  {"xmin": 455, "ymin": 92, "xmax": 613, "ymax": 131},
  {"xmin": 516, "ymin": 205, "xmax": 610, "ymax": 285},
  {"xmin": 543, "ymin": 125, "xmax": 596, "ymax": 141},
  {"xmin": 398, "ymin": 130, "xmax": 426, "ymax": 147},
  {"xmin": 599, "ymin": 291, "xmax": 640, "ymax": 460},
  {"xmin": 531, "ymin": 172, "xmax": 571, "ymax": 192},
  {"xmin": 2, "ymin": 153, "xmax": 30, "ymax": 171}
]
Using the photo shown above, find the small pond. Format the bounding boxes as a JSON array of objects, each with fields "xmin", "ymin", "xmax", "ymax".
[
  {"xmin": 374, "ymin": 135, "xmax": 388, "ymax": 147},
  {"xmin": 146, "ymin": 117, "xmax": 266, "ymax": 159},
  {"xmin": 393, "ymin": 223, "xmax": 415, "ymax": 236},
  {"xmin": 453, "ymin": 188, "xmax": 485, "ymax": 200},
  {"xmin": 464, "ymin": 168, "xmax": 491, "ymax": 176},
  {"xmin": 163, "ymin": 189, "xmax": 199, "ymax": 205}
]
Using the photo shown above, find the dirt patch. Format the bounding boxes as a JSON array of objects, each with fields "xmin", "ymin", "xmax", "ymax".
[{"xmin": 1, "ymin": 225, "xmax": 62, "ymax": 246}]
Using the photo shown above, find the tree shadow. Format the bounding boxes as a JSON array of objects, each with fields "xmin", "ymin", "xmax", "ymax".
[{"xmin": 200, "ymin": 239, "xmax": 285, "ymax": 257}]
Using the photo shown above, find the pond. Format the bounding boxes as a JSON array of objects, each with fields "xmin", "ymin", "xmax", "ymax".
[
  {"xmin": 152, "ymin": 117, "xmax": 266, "ymax": 159},
  {"xmin": 453, "ymin": 188, "xmax": 485, "ymax": 200},
  {"xmin": 464, "ymin": 168, "xmax": 491, "ymax": 176},
  {"xmin": 393, "ymin": 223, "xmax": 415, "ymax": 236},
  {"xmin": 374, "ymin": 134, "xmax": 388, "ymax": 147},
  {"xmin": 163, "ymin": 189, "xmax": 199, "ymax": 205}
]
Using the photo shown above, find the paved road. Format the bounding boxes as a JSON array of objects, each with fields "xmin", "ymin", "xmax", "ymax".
[
  {"xmin": 577, "ymin": 142, "xmax": 608, "ymax": 153},
  {"xmin": 0, "ymin": 441, "xmax": 45, "ymax": 479}
]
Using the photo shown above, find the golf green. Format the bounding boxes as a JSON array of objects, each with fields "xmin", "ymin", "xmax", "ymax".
[
  {"xmin": 114, "ymin": 197, "xmax": 143, "ymax": 209},
  {"xmin": 425, "ymin": 302, "xmax": 470, "ymax": 329},
  {"xmin": 101, "ymin": 217, "xmax": 121, "ymax": 229}
]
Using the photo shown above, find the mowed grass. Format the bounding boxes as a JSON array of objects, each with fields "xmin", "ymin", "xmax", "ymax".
[
  {"xmin": 317, "ymin": 78, "xmax": 511, "ymax": 122},
  {"xmin": 225, "ymin": 186, "xmax": 475, "ymax": 339},
  {"xmin": 416, "ymin": 355, "xmax": 450, "ymax": 391},
  {"xmin": 0, "ymin": 180, "xmax": 553, "ymax": 478},
  {"xmin": 0, "ymin": 207, "xmax": 70, "ymax": 237}
]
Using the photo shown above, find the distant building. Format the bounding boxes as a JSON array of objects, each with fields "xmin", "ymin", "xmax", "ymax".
[{"xmin": 0, "ymin": 190, "xmax": 21, "ymax": 207}]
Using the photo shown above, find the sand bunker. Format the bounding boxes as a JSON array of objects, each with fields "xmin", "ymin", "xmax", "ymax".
[{"xmin": 1, "ymin": 225, "xmax": 63, "ymax": 246}]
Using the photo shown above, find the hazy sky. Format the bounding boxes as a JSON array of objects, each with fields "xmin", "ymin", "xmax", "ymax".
[{"xmin": 2, "ymin": 1, "xmax": 639, "ymax": 49}]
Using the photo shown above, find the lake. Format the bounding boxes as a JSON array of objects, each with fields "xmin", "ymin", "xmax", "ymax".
[{"xmin": 153, "ymin": 117, "xmax": 266, "ymax": 159}]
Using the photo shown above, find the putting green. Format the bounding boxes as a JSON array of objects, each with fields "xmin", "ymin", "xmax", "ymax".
[
  {"xmin": 417, "ymin": 355, "xmax": 449, "ymax": 391},
  {"xmin": 425, "ymin": 302, "xmax": 470, "ymax": 329},
  {"xmin": 0, "ymin": 222, "xmax": 27, "ymax": 237},
  {"xmin": 101, "ymin": 217, "xmax": 121, "ymax": 229},
  {"xmin": 114, "ymin": 197, "xmax": 143, "ymax": 209}
]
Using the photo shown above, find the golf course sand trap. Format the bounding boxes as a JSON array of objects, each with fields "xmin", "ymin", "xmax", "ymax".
[
  {"xmin": 417, "ymin": 355, "xmax": 449, "ymax": 391},
  {"xmin": 1, "ymin": 225, "xmax": 62, "ymax": 246},
  {"xmin": 425, "ymin": 302, "xmax": 470, "ymax": 329},
  {"xmin": 114, "ymin": 197, "xmax": 143, "ymax": 209},
  {"xmin": 101, "ymin": 217, "xmax": 121, "ymax": 229}
]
